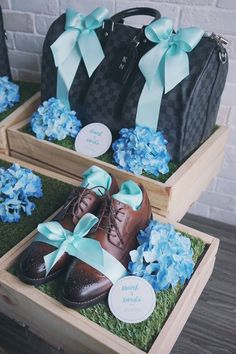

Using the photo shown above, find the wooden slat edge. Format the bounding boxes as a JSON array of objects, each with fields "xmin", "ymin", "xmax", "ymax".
[
  {"xmin": 0, "ymin": 92, "xmax": 40, "ymax": 129},
  {"xmin": 148, "ymin": 237, "xmax": 219, "ymax": 354},
  {"xmin": 7, "ymin": 118, "xmax": 168, "ymax": 188},
  {"xmin": 0, "ymin": 153, "xmax": 80, "ymax": 187},
  {"xmin": 0, "ymin": 270, "xmax": 145, "ymax": 354}
]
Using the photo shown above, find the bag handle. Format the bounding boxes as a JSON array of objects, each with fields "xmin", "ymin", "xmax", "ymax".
[{"xmin": 110, "ymin": 7, "xmax": 161, "ymax": 24}]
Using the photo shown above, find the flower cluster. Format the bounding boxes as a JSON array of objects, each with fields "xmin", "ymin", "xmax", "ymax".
[
  {"xmin": 128, "ymin": 220, "xmax": 195, "ymax": 292},
  {"xmin": 0, "ymin": 76, "xmax": 20, "ymax": 113},
  {"xmin": 112, "ymin": 125, "xmax": 171, "ymax": 176},
  {"xmin": 31, "ymin": 97, "xmax": 82, "ymax": 141},
  {"xmin": 0, "ymin": 164, "xmax": 43, "ymax": 223}
]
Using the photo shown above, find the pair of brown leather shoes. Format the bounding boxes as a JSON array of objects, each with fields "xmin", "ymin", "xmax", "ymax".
[{"xmin": 18, "ymin": 169, "xmax": 152, "ymax": 308}]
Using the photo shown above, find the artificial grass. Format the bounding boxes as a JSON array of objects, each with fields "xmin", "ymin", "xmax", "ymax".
[
  {"xmin": 0, "ymin": 160, "xmax": 73, "ymax": 257},
  {"xmin": 35, "ymin": 232, "xmax": 205, "ymax": 352},
  {"xmin": 0, "ymin": 81, "xmax": 39, "ymax": 123},
  {"xmin": 21, "ymin": 124, "xmax": 180, "ymax": 183}
]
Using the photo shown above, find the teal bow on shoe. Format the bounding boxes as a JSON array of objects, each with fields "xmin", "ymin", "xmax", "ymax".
[
  {"xmin": 35, "ymin": 213, "xmax": 101, "ymax": 275},
  {"xmin": 35, "ymin": 213, "xmax": 127, "ymax": 282},
  {"xmin": 51, "ymin": 7, "xmax": 109, "ymax": 108},
  {"xmin": 136, "ymin": 17, "xmax": 204, "ymax": 130}
]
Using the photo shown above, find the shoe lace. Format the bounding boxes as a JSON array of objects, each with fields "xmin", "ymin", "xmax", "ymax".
[
  {"xmin": 62, "ymin": 185, "xmax": 106, "ymax": 218},
  {"xmin": 96, "ymin": 193, "xmax": 125, "ymax": 246}
]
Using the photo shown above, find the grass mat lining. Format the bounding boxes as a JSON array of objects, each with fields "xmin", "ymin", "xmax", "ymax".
[
  {"xmin": 0, "ymin": 160, "xmax": 73, "ymax": 257},
  {"xmin": 35, "ymin": 232, "xmax": 205, "ymax": 352},
  {"xmin": 21, "ymin": 125, "xmax": 180, "ymax": 183},
  {"xmin": 0, "ymin": 81, "xmax": 39, "ymax": 123}
]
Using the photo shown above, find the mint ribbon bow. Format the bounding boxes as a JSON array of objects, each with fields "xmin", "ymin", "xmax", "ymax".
[
  {"xmin": 51, "ymin": 7, "xmax": 109, "ymax": 108},
  {"xmin": 136, "ymin": 17, "xmax": 204, "ymax": 130},
  {"xmin": 34, "ymin": 213, "xmax": 127, "ymax": 283},
  {"xmin": 35, "ymin": 213, "xmax": 101, "ymax": 275}
]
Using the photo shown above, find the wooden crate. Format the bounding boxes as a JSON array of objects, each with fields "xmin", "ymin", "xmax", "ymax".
[
  {"xmin": 0, "ymin": 92, "xmax": 40, "ymax": 154},
  {"xmin": 0, "ymin": 206, "xmax": 219, "ymax": 354},
  {"xmin": 6, "ymin": 97, "xmax": 228, "ymax": 221}
]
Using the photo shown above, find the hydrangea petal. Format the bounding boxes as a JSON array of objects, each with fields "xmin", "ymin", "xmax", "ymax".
[
  {"xmin": 31, "ymin": 98, "xmax": 82, "ymax": 141},
  {"xmin": 112, "ymin": 125, "xmax": 171, "ymax": 177},
  {"xmin": 0, "ymin": 76, "xmax": 20, "ymax": 113},
  {"xmin": 129, "ymin": 220, "xmax": 195, "ymax": 292},
  {"xmin": 0, "ymin": 164, "xmax": 43, "ymax": 223}
]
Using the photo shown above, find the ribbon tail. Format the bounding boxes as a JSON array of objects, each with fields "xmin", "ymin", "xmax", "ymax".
[
  {"xmin": 44, "ymin": 242, "xmax": 67, "ymax": 276},
  {"xmin": 139, "ymin": 43, "xmax": 167, "ymax": 88},
  {"xmin": 136, "ymin": 62, "xmax": 164, "ymax": 131},
  {"xmin": 56, "ymin": 46, "xmax": 82, "ymax": 108},
  {"xmin": 164, "ymin": 49, "xmax": 189, "ymax": 93},
  {"xmin": 79, "ymin": 31, "xmax": 104, "ymax": 77},
  {"xmin": 73, "ymin": 213, "xmax": 98, "ymax": 238}
]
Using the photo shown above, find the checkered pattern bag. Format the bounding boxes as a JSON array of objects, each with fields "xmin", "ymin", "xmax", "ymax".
[
  {"xmin": 0, "ymin": 6, "xmax": 11, "ymax": 78},
  {"xmin": 41, "ymin": 8, "xmax": 228, "ymax": 163}
]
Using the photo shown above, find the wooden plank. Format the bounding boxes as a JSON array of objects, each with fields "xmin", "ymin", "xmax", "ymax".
[
  {"xmin": 0, "ymin": 92, "xmax": 40, "ymax": 150},
  {"xmin": 8, "ymin": 119, "xmax": 171, "ymax": 211},
  {"xmin": 0, "ymin": 271, "xmax": 145, "ymax": 354},
  {"xmin": 0, "ymin": 153, "xmax": 81, "ymax": 187},
  {"xmin": 149, "ymin": 244, "xmax": 218, "ymax": 354},
  {"xmin": 10, "ymin": 151, "xmax": 80, "ymax": 179}
]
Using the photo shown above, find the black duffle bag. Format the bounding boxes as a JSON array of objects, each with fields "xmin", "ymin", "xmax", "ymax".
[
  {"xmin": 0, "ymin": 6, "xmax": 11, "ymax": 78},
  {"xmin": 41, "ymin": 7, "xmax": 228, "ymax": 163},
  {"xmin": 41, "ymin": 7, "xmax": 160, "ymax": 109}
]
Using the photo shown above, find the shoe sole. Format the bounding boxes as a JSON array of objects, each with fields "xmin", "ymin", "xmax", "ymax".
[
  {"xmin": 61, "ymin": 290, "xmax": 108, "ymax": 309},
  {"xmin": 17, "ymin": 267, "xmax": 64, "ymax": 286}
]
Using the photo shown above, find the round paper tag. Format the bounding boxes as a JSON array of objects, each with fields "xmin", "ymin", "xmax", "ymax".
[
  {"xmin": 75, "ymin": 123, "xmax": 112, "ymax": 158},
  {"xmin": 108, "ymin": 276, "xmax": 156, "ymax": 324}
]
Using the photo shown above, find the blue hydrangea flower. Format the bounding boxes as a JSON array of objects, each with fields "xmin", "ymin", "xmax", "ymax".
[
  {"xmin": 31, "ymin": 97, "xmax": 82, "ymax": 141},
  {"xmin": 112, "ymin": 125, "xmax": 171, "ymax": 176},
  {"xmin": 128, "ymin": 220, "xmax": 195, "ymax": 292},
  {"xmin": 0, "ymin": 164, "xmax": 43, "ymax": 223},
  {"xmin": 0, "ymin": 76, "xmax": 20, "ymax": 113}
]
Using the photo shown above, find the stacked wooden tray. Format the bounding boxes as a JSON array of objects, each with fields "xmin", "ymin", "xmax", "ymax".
[
  {"xmin": 5, "ymin": 95, "xmax": 228, "ymax": 222},
  {"xmin": 0, "ymin": 154, "xmax": 220, "ymax": 354}
]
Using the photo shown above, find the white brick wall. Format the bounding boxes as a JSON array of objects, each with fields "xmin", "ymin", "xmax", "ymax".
[{"xmin": 1, "ymin": 0, "xmax": 236, "ymax": 225}]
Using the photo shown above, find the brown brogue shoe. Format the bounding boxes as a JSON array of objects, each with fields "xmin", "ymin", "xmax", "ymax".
[
  {"xmin": 18, "ymin": 171, "xmax": 119, "ymax": 285},
  {"xmin": 62, "ymin": 183, "xmax": 152, "ymax": 308}
]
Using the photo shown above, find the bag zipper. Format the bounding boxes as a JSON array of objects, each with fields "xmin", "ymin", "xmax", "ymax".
[{"xmin": 206, "ymin": 32, "xmax": 228, "ymax": 64}]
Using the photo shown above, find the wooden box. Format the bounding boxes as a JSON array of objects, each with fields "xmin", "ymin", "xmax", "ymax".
[
  {"xmin": 6, "ymin": 96, "xmax": 228, "ymax": 221},
  {"xmin": 0, "ymin": 204, "xmax": 219, "ymax": 354},
  {"xmin": 0, "ymin": 92, "xmax": 40, "ymax": 154}
]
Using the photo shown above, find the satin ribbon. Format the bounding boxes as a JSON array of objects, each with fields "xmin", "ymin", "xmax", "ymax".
[
  {"xmin": 81, "ymin": 165, "xmax": 112, "ymax": 196},
  {"xmin": 34, "ymin": 213, "xmax": 127, "ymax": 283},
  {"xmin": 113, "ymin": 180, "xmax": 143, "ymax": 211},
  {"xmin": 51, "ymin": 7, "xmax": 109, "ymax": 108},
  {"xmin": 136, "ymin": 17, "xmax": 204, "ymax": 130}
]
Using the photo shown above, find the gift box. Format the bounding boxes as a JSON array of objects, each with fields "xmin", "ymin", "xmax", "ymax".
[
  {"xmin": 6, "ymin": 94, "xmax": 228, "ymax": 222},
  {"xmin": 0, "ymin": 156, "xmax": 219, "ymax": 354}
]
